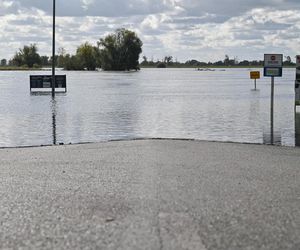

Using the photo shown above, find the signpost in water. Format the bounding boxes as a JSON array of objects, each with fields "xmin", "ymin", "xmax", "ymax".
[
  {"xmin": 295, "ymin": 55, "xmax": 300, "ymax": 108},
  {"xmin": 264, "ymin": 54, "xmax": 283, "ymax": 144},
  {"xmin": 250, "ymin": 71, "xmax": 260, "ymax": 90},
  {"xmin": 30, "ymin": 0, "xmax": 66, "ymax": 95}
]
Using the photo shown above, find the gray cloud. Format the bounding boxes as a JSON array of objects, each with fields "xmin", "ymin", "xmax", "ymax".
[
  {"xmin": 8, "ymin": 0, "xmax": 174, "ymax": 17},
  {"xmin": 177, "ymin": 0, "xmax": 300, "ymax": 17},
  {"xmin": 10, "ymin": 0, "xmax": 300, "ymax": 17}
]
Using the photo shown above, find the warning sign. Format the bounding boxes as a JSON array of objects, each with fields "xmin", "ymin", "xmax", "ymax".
[{"xmin": 250, "ymin": 71, "xmax": 260, "ymax": 79}]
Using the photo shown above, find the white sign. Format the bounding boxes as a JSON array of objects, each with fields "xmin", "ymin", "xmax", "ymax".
[{"xmin": 264, "ymin": 54, "xmax": 283, "ymax": 67}]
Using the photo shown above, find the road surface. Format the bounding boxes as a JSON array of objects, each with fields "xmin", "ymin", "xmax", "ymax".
[{"xmin": 0, "ymin": 140, "xmax": 299, "ymax": 249}]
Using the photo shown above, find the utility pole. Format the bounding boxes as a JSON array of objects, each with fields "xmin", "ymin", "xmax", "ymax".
[{"xmin": 52, "ymin": 0, "xmax": 56, "ymax": 97}]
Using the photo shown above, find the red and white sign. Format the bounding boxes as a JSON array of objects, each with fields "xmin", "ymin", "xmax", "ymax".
[{"xmin": 264, "ymin": 54, "xmax": 283, "ymax": 67}]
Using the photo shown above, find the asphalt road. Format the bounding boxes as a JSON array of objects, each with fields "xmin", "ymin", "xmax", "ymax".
[{"xmin": 0, "ymin": 139, "xmax": 299, "ymax": 250}]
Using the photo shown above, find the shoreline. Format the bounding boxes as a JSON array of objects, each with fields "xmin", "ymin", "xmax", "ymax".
[
  {"xmin": 0, "ymin": 66, "xmax": 296, "ymax": 71},
  {"xmin": 0, "ymin": 137, "xmax": 298, "ymax": 150}
]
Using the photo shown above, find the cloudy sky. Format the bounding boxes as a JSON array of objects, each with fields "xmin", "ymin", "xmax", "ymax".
[{"xmin": 0, "ymin": 0, "xmax": 300, "ymax": 62}]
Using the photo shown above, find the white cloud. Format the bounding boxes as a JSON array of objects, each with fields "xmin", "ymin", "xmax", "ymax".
[
  {"xmin": 81, "ymin": 0, "xmax": 95, "ymax": 11},
  {"xmin": 0, "ymin": 1, "xmax": 300, "ymax": 62}
]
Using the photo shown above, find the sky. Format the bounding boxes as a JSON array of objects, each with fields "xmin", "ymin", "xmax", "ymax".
[{"xmin": 0, "ymin": 0, "xmax": 300, "ymax": 62}]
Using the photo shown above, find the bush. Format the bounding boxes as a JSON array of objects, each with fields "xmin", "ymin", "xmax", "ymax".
[{"xmin": 156, "ymin": 62, "xmax": 166, "ymax": 68}]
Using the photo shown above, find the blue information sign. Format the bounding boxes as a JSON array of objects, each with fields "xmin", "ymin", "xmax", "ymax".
[{"xmin": 264, "ymin": 67, "xmax": 282, "ymax": 77}]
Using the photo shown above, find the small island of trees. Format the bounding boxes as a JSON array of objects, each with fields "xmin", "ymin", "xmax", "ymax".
[{"xmin": 2, "ymin": 28, "xmax": 143, "ymax": 71}]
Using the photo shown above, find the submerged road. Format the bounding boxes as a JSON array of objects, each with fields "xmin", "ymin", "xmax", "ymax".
[{"xmin": 0, "ymin": 140, "xmax": 299, "ymax": 250}]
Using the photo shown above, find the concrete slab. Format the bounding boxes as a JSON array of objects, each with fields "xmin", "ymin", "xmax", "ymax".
[{"xmin": 0, "ymin": 140, "xmax": 299, "ymax": 249}]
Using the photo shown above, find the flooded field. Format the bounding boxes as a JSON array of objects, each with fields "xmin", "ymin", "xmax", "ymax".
[{"xmin": 0, "ymin": 68, "xmax": 299, "ymax": 147}]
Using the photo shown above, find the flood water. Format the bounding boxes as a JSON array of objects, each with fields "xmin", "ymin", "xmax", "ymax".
[{"xmin": 0, "ymin": 68, "xmax": 299, "ymax": 147}]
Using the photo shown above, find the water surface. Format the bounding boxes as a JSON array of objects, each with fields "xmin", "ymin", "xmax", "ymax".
[{"xmin": 0, "ymin": 68, "xmax": 299, "ymax": 147}]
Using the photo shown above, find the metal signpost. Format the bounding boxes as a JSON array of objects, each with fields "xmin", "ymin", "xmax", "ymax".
[
  {"xmin": 30, "ymin": 0, "xmax": 67, "ymax": 94},
  {"xmin": 295, "ymin": 55, "xmax": 300, "ymax": 146},
  {"xmin": 296, "ymin": 55, "xmax": 300, "ymax": 108},
  {"xmin": 250, "ymin": 71, "xmax": 260, "ymax": 90},
  {"xmin": 264, "ymin": 54, "xmax": 283, "ymax": 144},
  {"xmin": 52, "ymin": 0, "xmax": 56, "ymax": 97},
  {"xmin": 296, "ymin": 112, "xmax": 300, "ymax": 146}
]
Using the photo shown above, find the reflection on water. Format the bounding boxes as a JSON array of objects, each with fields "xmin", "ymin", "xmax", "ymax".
[
  {"xmin": 51, "ymin": 97, "xmax": 57, "ymax": 145},
  {"xmin": 263, "ymin": 130, "xmax": 282, "ymax": 145},
  {"xmin": 0, "ymin": 68, "xmax": 298, "ymax": 147},
  {"xmin": 262, "ymin": 96, "xmax": 282, "ymax": 146}
]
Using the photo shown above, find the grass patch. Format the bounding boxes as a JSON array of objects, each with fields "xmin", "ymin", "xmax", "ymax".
[{"xmin": 0, "ymin": 66, "xmax": 43, "ymax": 71}]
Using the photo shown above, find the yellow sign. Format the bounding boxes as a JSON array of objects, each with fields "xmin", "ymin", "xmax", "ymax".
[{"xmin": 250, "ymin": 71, "xmax": 260, "ymax": 79}]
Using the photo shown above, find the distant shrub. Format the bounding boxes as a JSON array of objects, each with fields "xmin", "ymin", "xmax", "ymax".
[
  {"xmin": 157, "ymin": 62, "xmax": 166, "ymax": 68},
  {"xmin": 33, "ymin": 63, "xmax": 40, "ymax": 68}
]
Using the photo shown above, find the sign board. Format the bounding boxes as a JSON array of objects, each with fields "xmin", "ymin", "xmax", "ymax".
[
  {"xmin": 250, "ymin": 71, "xmax": 260, "ymax": 79},
  {"xmin": 264, "ymin": 54, "xmax": 283, "ymax": 67},
  {"xmin": 264, "ymin": 67, "xmax": 282, "ymax": 77},
  {"xmin": 264, "ymin": 54, "xmax": 283, "ymax": 77},
  {"xmin": 30, "ymin": 75, "xmax": 67, "ymax": 92},
  {"xmin": 296, "ymin": 55, "xmax": 300, "ymax": 106}
]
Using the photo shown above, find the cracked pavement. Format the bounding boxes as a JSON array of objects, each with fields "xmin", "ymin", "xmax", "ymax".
[{"xmin": 0, "ymin": 139, "xmax": 299, "ymax": 249}]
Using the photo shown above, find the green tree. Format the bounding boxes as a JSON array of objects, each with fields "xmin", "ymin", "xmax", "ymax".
[
  {"xmin": 1, "ymin": 59, "xmax": 7, "ymax": 66},
  {"xmin": 164, "ymin": 56, "xmax": 173, "ymax": 64},
  {"xmin": 76, "ymin": 42, "xmax": 99, "ymax": 70},
  {"xmin": 224, "ymin": 55, "xmax": 230, "ymax": 66},
  {"xmin": 157, "ymin": 62, "xmax": 167, "ymax": 68},
  {"xmin": 98, "ymin": 28, "xmax": 143, "ymax": 71},
  {"xmin": 57, "ymin": 47, "xmax": 66, "ymax": 68},
  {"xmin": 11, "ymin": 44, "xmax": 41, "ymax": 68},
  {"xmin": 40, "ymin": 56, "xmax": 50, "ymax": 66},
  {"xmin": 11, "ymin": 52, "xmax": 23, "ymax": 67},
  {"xmin": 63, "ymin": 54, "xmax": 85, "ymax": 71},
  {"xmin": 283, "ymin": 56, "xmax": 295, "ymax": 66},
  {"xmin": 140, "ymin": 55, "xmax": 148, "ymax": 66}
]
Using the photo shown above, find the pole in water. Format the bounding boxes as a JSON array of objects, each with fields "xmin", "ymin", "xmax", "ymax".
[
  {"xmin": 270, "ymin": 76, "xmax": 274, "ymax": 144},
  {"xmin": 52, "ymin": 0, "xmax": 56, "ymax": 97}
]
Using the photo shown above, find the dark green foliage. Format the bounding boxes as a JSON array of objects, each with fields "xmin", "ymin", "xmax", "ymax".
[
  {"xmin": 1, "ymin": 59, "xmax": 7, "ymax": 66},
  {"xmin": 40, "ymin": 56, "xmax": 50, "ymax": 66},
  {"xmin": 63, "ymin": 54, "xmax": 85, "ymax": 70},
  {"xmin": 57, "ymin": 43, "xmax": 101, "ymax": 70},
  {"xmin": 11, "ymin": 44, "xmax": 41, "ymax": 68},
  {"xmin": 56, "ymin": 47, "xmax": 66, "ymax": 68},
  {"xmin": 98, "ymin": 28, "xmax": 143, "ymax": 71},
  {"xmin": 157, "ymin": 62, "xmax": 167, "ymax": 68},
  {"xmin": 76, "ymin": 42, "xmax": 100, "ymax": 70}
]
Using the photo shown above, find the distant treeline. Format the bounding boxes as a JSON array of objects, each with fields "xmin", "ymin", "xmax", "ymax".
[
  {"xmin": 140, "ymin": 55, "xmax": 296, "ymax": 68},
  {"xmin": 0, "ymin": 37, "xmax": 296, "ymax": 70},
  {"xmin": 0, "ymin": 29, "xmax": 143, "ymax": 71}
]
